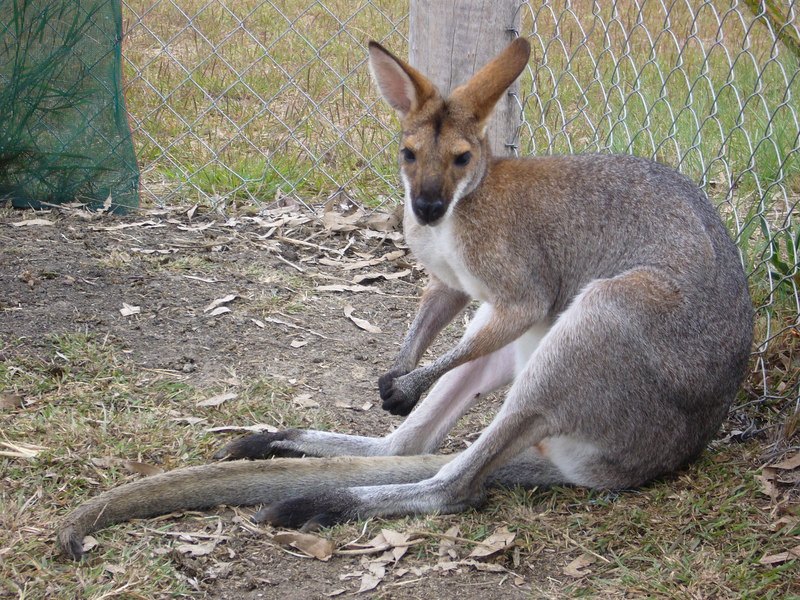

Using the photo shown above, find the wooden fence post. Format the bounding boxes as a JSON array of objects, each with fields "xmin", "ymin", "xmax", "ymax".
[{"xmin": 408, "ymin": 0, "xmax": 522, "ymax": 157}]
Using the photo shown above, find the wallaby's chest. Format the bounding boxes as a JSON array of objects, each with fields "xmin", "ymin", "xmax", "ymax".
[{"xmin": 405, "ymin": 208, "xmax": 491, "ymax": 301}]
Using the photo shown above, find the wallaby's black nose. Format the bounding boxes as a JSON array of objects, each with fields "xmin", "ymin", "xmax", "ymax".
[{"xmin": 412, "ymin": 196, "xmax": 445, "ymax": 224}]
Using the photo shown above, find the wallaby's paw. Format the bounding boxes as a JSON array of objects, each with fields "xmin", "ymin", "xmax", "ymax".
[
  {"xmin": 252, "ymin": 490, "xmax": 359, "ymax": 530},
  {"xmin": 378, "ymin": 371, "xmax": 420, "ymax": 416},
  {"xmin": 378, "ymin": 369, "xmax": 407, "ymax": 399},
  {"xmin": 212, "ymin": 430, "xmax": 305, "ymax": 460}
]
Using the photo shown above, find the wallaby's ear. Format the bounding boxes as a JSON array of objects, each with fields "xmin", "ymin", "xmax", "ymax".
[
  {"xmin": 450, "ymin": 37, "xmax": 531, "ymax": 130},
  {"xmin": 368, "ymin": 41, "xmax": 438, "ymax": 117}
]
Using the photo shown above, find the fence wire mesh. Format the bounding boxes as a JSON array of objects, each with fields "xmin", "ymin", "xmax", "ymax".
[{"xmin": 119, "ymin": 0, "xmax": 799, "ymax": 435}]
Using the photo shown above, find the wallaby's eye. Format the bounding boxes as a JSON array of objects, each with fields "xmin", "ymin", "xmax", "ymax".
[
  {"xmin": 454, "ymin": 151, "xmax": 472, "ymax": 167},
  {"xmin": 401, "ymin": 147, "xmax": 416, "ymax": 163}
]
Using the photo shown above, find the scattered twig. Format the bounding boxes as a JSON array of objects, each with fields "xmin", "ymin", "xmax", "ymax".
[{"xmin": 275, "ymin": 254, "xmax": 306, "ymax": 273}]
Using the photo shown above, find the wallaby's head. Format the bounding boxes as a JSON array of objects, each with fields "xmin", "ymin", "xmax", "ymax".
[{"xmin": 368, "ymin": 38, "xmax": 531, "ymax": 226}]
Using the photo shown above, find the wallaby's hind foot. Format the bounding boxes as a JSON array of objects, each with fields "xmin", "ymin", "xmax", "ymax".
[{"xmin": 212, "ymin": 430, "xmax": 306, "ymax": 460}]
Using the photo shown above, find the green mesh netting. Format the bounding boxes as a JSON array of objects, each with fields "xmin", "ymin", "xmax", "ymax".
[{"xmin": 0, "ymin": 0, "xmax": 139, "ymax": 212}]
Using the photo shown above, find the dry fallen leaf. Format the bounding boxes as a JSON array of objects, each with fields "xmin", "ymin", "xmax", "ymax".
[
  {"xmin": 204, "ymin": 294, "xmax": 237, "ymax": 313},
  {"xmin": 458, "ymin": 560, "xmax": 509, "ymax": 573},
  {"xmin": 273, "ymin": 531, "xmax": 334, "ymax": 561},
  {"xmin": 321, "ymin": 209, "xmax": 364, "ymax": 232},
  {"xmin": 432, "ymin": 559, "xmax": 509, "ymax": 574},
  {"xmin": 757, "ymin": 470, "xmax": 781, "ymax": 502},
  {"xmin": 91, "ymin": 220, "xmax": 163, "ymax": 231},
  {"xmin": 770, "ymin": 453, "xmax": 800, "ymax": 471},
  {"xmin": 205, "ymin": 561, "xmax": 233, "ymax": 579},
  {"xmin": 81, "ymin": 536, "xmax": 99, "ymax": 553},
  {"xmin": 183, "ymin": 275, "xmax": 218, "ymax": 283},
  {"xmin": 378, "ymin": 529, "xmax": 413, "ymax": 562},
  {"xmin": 119, "ymin": 303, "xmax": 141, "ymax": 316},
  {"xmin": 335, "ymin": 249, "xmax": 406, "ymax": 271},
  {"xmin": 770, "ymin": 515, "xmax": 799, "ymax": 533},
  {"xmin": 438, "ymin": 525, "xmax": 461, "ymax": 560},
  {"xmin": 197, "ymin": 392, "xmax": 237, "ymax": 407},
  {"xmin": 91, "ymin": 456, "xmax": 117, "ymax": 469},
  {"xmin": 104, "ymin": 563, "xmax": 126, "ymax": 575},
  {"xmin": 563, "ymin": 553, "xmax": 597, "ymax": 577},
  {"xmin": 381, "ymin": 529, "xmax": 411, "ymax": 548},
  {"xmin": 357, "ymin": 573, "xmax": 382, "ymax": 594},
  {"xmin": 344, "ymin": 305, "xmax": 381, "ymax": 334},
  {"xmin": 358, "ymin": 228, "xmax": 404, "ymax": 242},
  {"xmin": 207, "ymin": 306, "xmax": 232, "ymax": 317},
  {"xmin": 177, "ymin": 222, "xmax": 215, "ymax": 233},
  {"xmin": 352, "ymin": 269, "xmax": 411, "ymax": 285},
  {"xmin": 292, "ymin": 393, "xmax": 320, "ymax": 408},
  {"xmin": 759, "ymin": 545, "xmax": 800, "ymax": 566},
  {"xmin": 175, "ymin": 540, "xmax": 218, "ymax": 557},
  {"xmin": 10, "ymin": 218, "xmax": 54, "ymax": 227},
  {"xmin": 0, "ymin": 441, "xmax": 48, "ymax": 458},
  {"xmin": 363, "ymin": 210, "xmax": 401, "ymax": 232},
  {"xmin": 122, "ymin": 460, "xmax": 164, "ymax": 477},
  {"xmin": 469, "ymin": 526, "xmax": 516, "ymax": 558}
]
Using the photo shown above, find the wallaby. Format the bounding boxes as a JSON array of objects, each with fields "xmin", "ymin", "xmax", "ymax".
[{"xmin": 57, "ymin": 37, "xmax": 753, "ymax": 560}]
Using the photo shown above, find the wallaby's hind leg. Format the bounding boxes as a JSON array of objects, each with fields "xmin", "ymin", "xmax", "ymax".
[
  {"xmin": 258, "ymin": 270, "xmax": 718, "ymax": 527},
  {"xmin": 216, "ymin": 304, "xmax": 525, "ymax": 460}
]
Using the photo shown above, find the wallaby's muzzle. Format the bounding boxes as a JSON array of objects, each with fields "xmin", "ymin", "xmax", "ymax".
[
  {"xmin": 412, "ymin": 196, "xmax": 445, "ymax": 224},
  {"xmin": 412, "ymin": 179, "xmax": 447, "ymax": 224}
]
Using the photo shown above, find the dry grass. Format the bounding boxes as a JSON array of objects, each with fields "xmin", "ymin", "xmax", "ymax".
[{"xmin": 519, "ymin": 1, "xmax": 800, "ymax": 204}]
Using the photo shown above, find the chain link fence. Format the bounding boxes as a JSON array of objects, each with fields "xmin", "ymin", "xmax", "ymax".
[{"xmin": 119, "ymin": 0, "xmax": 799, "ymax": 433}]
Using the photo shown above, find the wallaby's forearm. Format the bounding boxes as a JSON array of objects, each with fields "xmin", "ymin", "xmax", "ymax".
[
  {"xmin": 381, "ymin": 302, "xmax": 542, "ymax": 415},
  {"xmin": 391, "ymin": 277, "xmax": 469, "ymax": 373}
]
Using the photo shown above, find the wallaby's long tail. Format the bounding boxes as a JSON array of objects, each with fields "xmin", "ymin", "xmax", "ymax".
[{"xmin": 57, "ymin": 454, "xmax": 453, "ymax": 559}]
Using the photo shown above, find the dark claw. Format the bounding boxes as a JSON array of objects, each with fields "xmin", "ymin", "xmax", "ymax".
[
  {"xmin": 212, "ymin": 430, "xmax": 303, "ymax": 460},
  {"xmin": 381, "ymin": 390, "xmax": 416, "ymax": 416}
]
